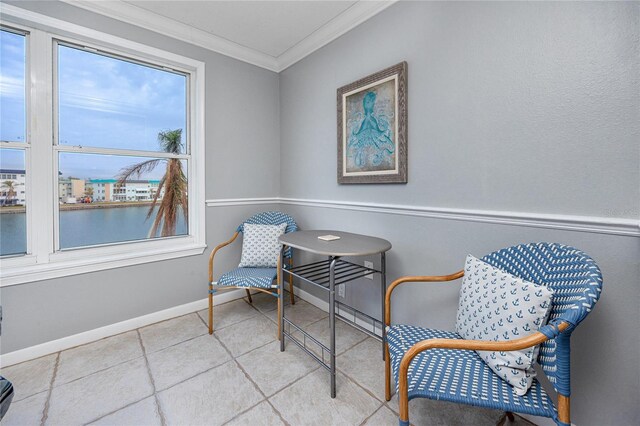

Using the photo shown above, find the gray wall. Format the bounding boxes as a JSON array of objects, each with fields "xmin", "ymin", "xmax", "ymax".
[
  {"xmin": 279, "ymin": 2, "xmax": 639, "ymax": 425},
  {"xmin": 1, "ymin": 1, "xmax": 638, "ymax": 425},
  {"xmin": 0, "ymin": 1, "xmax": 281, "ymax": 352}
]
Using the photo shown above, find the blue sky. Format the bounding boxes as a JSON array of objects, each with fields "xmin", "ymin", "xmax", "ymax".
[{"xmin": 1, "ymin": 30, "xmax": 186, "ymax": 180}]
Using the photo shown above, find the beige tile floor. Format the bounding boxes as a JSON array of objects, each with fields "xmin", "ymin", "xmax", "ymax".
[{"xmin": 1, "ymin": 293, "xmax": 536, "ymax": 426}]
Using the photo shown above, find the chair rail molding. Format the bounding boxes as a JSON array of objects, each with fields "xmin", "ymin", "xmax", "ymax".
[{"xmin": 205, "ymin": 197, "xmax": 640, "ymax": 237}]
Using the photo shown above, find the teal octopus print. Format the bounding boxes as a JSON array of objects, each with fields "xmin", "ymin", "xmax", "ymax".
[{"xmin": 345, "ymin": 79, "xmax": 396, "ymax": 173}]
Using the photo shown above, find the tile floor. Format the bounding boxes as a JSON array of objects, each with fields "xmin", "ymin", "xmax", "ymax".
[{"xmin": 1, "ymin": 293, "xmax": 536, "ymax": 426}]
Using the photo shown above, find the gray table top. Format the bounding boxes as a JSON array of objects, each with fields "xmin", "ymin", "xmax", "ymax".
[{"xmin": 279, "ymin": 230, "xmax": 392, "ymax": 257}]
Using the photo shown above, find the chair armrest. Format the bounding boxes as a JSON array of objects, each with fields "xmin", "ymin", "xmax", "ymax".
[
  {"xmin": 208, "ymin": 232, "xmax": 240, "ymax": 283},
  {"xmin": 385, "ymin": 270, "xmax": 464, "ymax": 326},
  {"xmin": 398, "ymin": 321, "xmax": 570, "ymax": 394}
]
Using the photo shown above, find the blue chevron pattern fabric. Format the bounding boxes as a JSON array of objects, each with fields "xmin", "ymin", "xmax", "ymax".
[
  {"xmin": 455, "ymin": 255, "xmax": 554, "ymax": 395},
  {"xmin": 237, "ymin": 211, "xmax": 298, "ymax": 259},
  {"xmin": 212, "ymin": 212, "xmax": 298, "ymax": 291},
  {"xmin": 238, "ymin": 223, "xmax": 287, "ymax": 268},
  {"xmin": 481, "ymin": 243, "xmax": 602, "ymax": 396},
  {"xmin": 217, "ymin": 267, "xmax": 278, "ymax": 289},
  {"xmin": 388, "ymin": 243, "xmax": 602, "ymax": 426},
  {"xmin": 386, "ymin": 324, "xmax": 557, "ymax": 420}
]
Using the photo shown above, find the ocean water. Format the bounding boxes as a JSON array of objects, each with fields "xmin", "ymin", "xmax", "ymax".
[{"xmin": 0, "ymin": 206, "xmax": 187, "ymax": 256}]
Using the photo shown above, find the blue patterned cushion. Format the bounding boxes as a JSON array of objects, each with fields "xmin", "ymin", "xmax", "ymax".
[
  {"xmin": 456, "ymin": 255, "xmax": 553, "ymax": 396},
  {"xmin": 217, "ymin": 267, "xmax": 277, "ymax": 289},
  {"xmin": 238, "ymin": 223, "xmax": 287, "ymax": 268},
  {"xmin": 387, "ymin": 324, "xmax": 557, "ymax": 420}
]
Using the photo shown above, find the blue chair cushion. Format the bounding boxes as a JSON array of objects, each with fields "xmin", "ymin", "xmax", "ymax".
[
  {"xmin": 217, "ymin": 267, "xmax": 277, "ymax": 289},
  {"xmin": 386, "ymin": 324, "xmax": 557, "ymax": 420}
]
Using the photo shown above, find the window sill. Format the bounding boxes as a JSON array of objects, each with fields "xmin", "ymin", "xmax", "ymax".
[{"xmin": 0, "ymin": 239, "xmax": 207, "ymax": 287}]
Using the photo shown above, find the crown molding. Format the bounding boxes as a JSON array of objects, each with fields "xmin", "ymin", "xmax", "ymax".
[
  {"xmin": 276, "ymin": 1, "xmax": 397, "ymax": 71},
  {"xmin": 57, "ymin": 0, "xmax": 397, "ymax": 73},
  {"xmin": 59, "ymin": 0, "xmax": 280, "ymax": 71}
]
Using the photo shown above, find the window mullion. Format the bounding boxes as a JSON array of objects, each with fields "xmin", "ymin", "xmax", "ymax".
[
  {"xmin": 28, "ymin": 29, "xmax": 55, "ymax": 262},
  {"xmin": 53, "ymin": 145, "xmax": 189, "ymax": 160}
]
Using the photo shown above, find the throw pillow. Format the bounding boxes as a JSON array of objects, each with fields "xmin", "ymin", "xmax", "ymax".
[
  {"xmin": 455, "ymin": 254, "xmax": 553, "ymax": 396},
  {"xmin": 238, "ymin": 223, "xmax": 287, "ymax": 268}
]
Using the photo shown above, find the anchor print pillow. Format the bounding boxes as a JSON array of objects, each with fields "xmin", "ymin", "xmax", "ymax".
[
  {"xmin": 455, "ymin": 255, "xmax": 554, "ymax": 396},
  {"xmin": 238, "ymin": 223, "xmax": 287, "ymax": 268}
]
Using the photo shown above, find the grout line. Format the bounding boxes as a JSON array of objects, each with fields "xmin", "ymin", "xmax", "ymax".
[
  {"xmin": 211, "ymin": 327, "xmax": 291, "ymax": 426},
  {"xmin": 40, "ymin": 352, "xmax": 60, "ymax": 426},
  {"xmin": 136, "ymin": 329, "xmax": 168, "ymax": 426},
  {"xmin": 49, "ymin": 354, "xmax": 147, "ymax": 389},
  {"xmin": 84, "ymin": 395, "xmax": 153, "ymax": 425},
  {"xmin": 211, "ymin": 332, "xmax": 280, "ymax": 426},
  {"xmin": 265, "ymin": 399, "xmax": 291, "ymax": 426},
  {"xmin": 266, "ymin": 364, "xmax": 321, "ymax": 401},
  {"xmin": 144, "ymin": 331, "xmax": 208, "ymax": 355},
  {"xmin": 358, "ymin": 402, "xmax": 386, "ymax": 426}
]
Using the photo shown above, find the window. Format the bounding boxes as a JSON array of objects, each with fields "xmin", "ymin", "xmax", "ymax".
[
  {"xmin": 0, "ymin": 28, "xmax": 28, "ymax": 257},
  {"xmin": 56, "ymin": 43, "xmax": 189, "ymax": 249},
  {"xmin": 0, "ymin": 8, "xmax": 205, "ymax": 286}
]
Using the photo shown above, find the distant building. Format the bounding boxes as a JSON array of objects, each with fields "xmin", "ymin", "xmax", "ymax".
[
  {"xmin": 70, "ymin": 178, "xmax": 85, "ymax": 200},
  {"xmin": 0, "ymin": 169, "xmax": 26, "ymax": 206},
  {"xmin": 57, "ymin": 177, "xmax": 163, "ymax": 203},
  {"xmin": 86, "ymin": 179, "xmax": 115, "ymax": 202},
  {"xmin": 112, "ymin": 180, "xmax": 163, "ymax": 202}
]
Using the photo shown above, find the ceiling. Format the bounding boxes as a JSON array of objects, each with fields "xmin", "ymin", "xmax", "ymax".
[{"xmin": 62, "ymin": 0, "xmax": 396, "ymax": 72}]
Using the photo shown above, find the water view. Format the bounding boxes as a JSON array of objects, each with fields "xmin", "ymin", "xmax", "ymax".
[{"xmin": 0, "ymin": 205, "xmax": 187, "ymax": 256}]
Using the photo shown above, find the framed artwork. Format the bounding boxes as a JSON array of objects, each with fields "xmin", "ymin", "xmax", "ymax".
[{"xmin": 337, "ymin": 61, "xmax": 407, "ymax": 184}]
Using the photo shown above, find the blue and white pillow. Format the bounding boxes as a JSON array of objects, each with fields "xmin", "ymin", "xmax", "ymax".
[
  {"xmin": 238, "ymin": 223, "xmax": 287, "ymax": 268},
  {"xmin": 455, "ymin": 255, "xmax": 554, "ymax": 396}
]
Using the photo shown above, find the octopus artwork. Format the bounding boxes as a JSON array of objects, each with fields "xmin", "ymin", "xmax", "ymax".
[{"xmin": 345, "ymin": 81, "xmax": 396, "ymax": 173}]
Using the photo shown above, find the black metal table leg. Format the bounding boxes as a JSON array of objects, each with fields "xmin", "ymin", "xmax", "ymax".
[{"xmin": 329, "ymin": 256, "xmax": 337, "ymax": 398}]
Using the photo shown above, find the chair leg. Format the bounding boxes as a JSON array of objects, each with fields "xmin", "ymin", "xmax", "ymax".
[
  {"xmin": 208, "ymin": 285, "xmax": 214, "ymax": 335},
  {"xmin": 245, "ymin": 289, "xmax": 253, "ymax": 304},
  {"xmin": 288, "ymin": 258, "xmax": 295, "ymax": 305},
  {"xmin": 277, "ymin": 288, "xmax": 282, "ymax": 341},
  {"xmin": 399, "ymin": 370, "xmax": 410, "ymax": 426},
  {"xmin": 506, "ymin": 412, "xmax": 515, "ymax": 422},
  {"xmin": 385, "ymin": 342, "xmax": 392, "ymax": 401},
  {"xmin": 558, "ymin": 394, "xmax": 570, "ymax": 426}
]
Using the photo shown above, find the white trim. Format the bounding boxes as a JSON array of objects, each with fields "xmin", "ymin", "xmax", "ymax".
[
  {"xmin": 205, "ymin": 197, "xmax": 640, "ymax": 237},
  {"xmin": 0, "ymin": 243, "xmax": 206, "ymax": 287},
  {"xmin": 205, "ymin": 197, "xmax": 280, "ymax": 207},
  {"xmin": 56, "ymin": 0, "xmax": 397, "ymax": 73},
  {"xmin": 0, "ymin": 288, "xmax": 245, "ymax": 367},
  {"xmin": 1, "ymin": 4, "xmax": 204, "ymax": 70},
  {"xmin": 59, "ymin": 0, "xmax": 279, "ymax": 71},
  {"xmin": 0, "ymin": 7, "xmax": 208, "ymax": 287},
  {"xmin": 276, "ymin": 1, "xmax": 398, "ymax": 71}
]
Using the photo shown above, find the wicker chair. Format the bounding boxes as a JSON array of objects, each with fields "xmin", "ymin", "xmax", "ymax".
[
  {"xmin": 384, "ymin": 243, "xmax": 603, "ymax": 426},
  {"xmin": 208, "ymin": 211, "xmax": 298, "ymax": 337}
]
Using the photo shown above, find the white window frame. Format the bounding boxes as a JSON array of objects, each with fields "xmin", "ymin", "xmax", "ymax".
[{"xmin": 0, "ymin": 5, "xmax": 206, "ymax": 287}]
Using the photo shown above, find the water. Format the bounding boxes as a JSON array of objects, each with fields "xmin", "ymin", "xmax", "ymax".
[{"xmin": 0, "ymin": 206, "xmax": 187, "ymax": 256}]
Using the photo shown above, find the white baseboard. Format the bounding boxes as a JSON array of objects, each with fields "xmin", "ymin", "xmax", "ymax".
[{"xmin": 0, "ymin": 288, "xmax": 246, "ymax": 367}]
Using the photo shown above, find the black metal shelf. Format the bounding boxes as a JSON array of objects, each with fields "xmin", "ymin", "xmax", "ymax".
[{"xmin": 285, "ymin": 259, "xmax": 380, "ymax": 289}]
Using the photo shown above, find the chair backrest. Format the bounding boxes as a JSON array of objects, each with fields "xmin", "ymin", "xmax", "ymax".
[
  {"xmin": 237, "ymin": 211, "xmax": 298, "ymax": 259},
  {"xmin": 481, "ymin": 242, "xmax": 602, "ymax": 397}
]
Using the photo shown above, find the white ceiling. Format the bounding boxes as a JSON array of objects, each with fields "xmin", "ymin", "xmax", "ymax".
[
  {"xmin": 126, "ymin": 1, "xmax": 355, "ymax": 58},
  {"xmin": 62, "ymin": 0, "xmax": 396, "ymax": 72}
]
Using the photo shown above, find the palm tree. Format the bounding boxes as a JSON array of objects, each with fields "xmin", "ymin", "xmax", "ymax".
[
  {"xmin": 1, "ymin": 180, "xmax": 16, "ymax": 206},
  {"xmin": 117, "ymin": 129, "xmax": 188, "ymax": 237},
  {"xmin": 84, "ymin": 186, "xmax": 94, "ymax": 199}
]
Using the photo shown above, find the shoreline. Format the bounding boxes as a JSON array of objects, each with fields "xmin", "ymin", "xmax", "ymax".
[{"xmin": 0, "ymin": 202, "xmax": 156, "ymax": 214}]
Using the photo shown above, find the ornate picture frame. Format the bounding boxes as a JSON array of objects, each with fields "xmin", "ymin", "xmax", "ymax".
[{"xmin": 337, "ymin": 61, "xmax": 407, "ymax": 184}]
